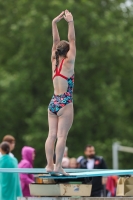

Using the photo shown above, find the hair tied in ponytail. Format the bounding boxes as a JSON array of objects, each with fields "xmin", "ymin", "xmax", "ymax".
[{"xmin": 54, "ymin": 50, "xmax": 59, "ymax": 71}]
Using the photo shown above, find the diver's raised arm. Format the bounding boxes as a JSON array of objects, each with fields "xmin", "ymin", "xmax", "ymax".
[
  {"xmin": 51, "ymin": 11, "xmax": 64, "ymax": 61},
  {"xmin": 64, "ymin": 10, "xmax": 76, "ymax": 63}
]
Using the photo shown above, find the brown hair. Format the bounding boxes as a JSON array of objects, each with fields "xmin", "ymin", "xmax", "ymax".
[
  {"xmin": 84, "ymin": 144, "xmax": 94, "ymax": 151},
  {"xmin": 0, "ymin": 142, "xmax": 10, "ymax": 154},
  {"xmin": 55, "ymin": 40, "xmax": 69, "ymax": 69},
  {"xmin": 3, "ymin": 135, "xmax": 15, "ymax": 144}
]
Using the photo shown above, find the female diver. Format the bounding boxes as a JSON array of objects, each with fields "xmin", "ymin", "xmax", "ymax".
[{"xmin": 45, "ymin": 10, "xmax": 76, "ymax": 175}]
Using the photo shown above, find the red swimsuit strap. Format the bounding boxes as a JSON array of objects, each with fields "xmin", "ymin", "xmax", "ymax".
[
  {"xmin": 59, "ymin": 58, "xmax": 65, "ymax": 73},
  {"xmin": 53, "ymin": 59, "xmax": 68, "ymax": 80}
]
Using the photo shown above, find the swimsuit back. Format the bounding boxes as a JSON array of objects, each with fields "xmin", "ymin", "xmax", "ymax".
[
  {"xmin": 49, "ymin": 59, "xmax": 74, "ymax": 115},
  {"xmin": 52, "ymin": 59, "xmax": 74, "ymax": 95}
]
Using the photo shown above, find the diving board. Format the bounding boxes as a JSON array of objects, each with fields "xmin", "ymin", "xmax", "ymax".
[
  {"xmin": 0, "ymin": 168, "xmax": 106, "ymax": 173},
  {"xmin": 6, "ymin": 168, "xmax": 132, "ymax": 197},
  {"xmin": 0, "ymin": 168, "xmax": 133, "ymax": 177},
  {"xmin": 39, "ymin": 169, "xmax": 133, "ymax": 179},
  {"xmin": 17, "ymin": 198, "xmax": 133, "ymax": 200},
  {"xmin": 1, "ymin": 168, "xmax": 133, "ymax": 197}
]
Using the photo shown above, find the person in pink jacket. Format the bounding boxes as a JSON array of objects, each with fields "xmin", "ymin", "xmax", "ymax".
[{"xmin": 18, "ymin": 146, "xmax": 35, "ymax": 197}]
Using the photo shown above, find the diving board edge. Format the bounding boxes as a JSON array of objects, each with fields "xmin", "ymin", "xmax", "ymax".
[
  {"xmin": 0, "ymin": 168, "xmax": 133, "ymax": 178},
  {"xmin": 17, "ymin": 197, "xmax": 133, "ymax": 200}
]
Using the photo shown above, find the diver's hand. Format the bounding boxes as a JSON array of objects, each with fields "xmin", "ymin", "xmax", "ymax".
[
  {"xmin": 52, "ymin": 11, "xmax": 64, "ymax": 23},
  {"xmin": 64, "ymin": 10, "xmax": 73, "ymax": 23}
]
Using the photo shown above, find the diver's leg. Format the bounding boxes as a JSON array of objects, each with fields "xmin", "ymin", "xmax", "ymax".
[
  {"xmin": 45, "ymin": 109, "xmax": 58, "ymax": 172},
  {"xmin": 54, "ymin": 103, "xmax": 73, "ymax": 175}
]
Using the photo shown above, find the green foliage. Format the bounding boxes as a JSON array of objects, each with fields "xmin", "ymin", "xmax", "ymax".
[{"xmin": 0, "ymin": 0, "xmax": 133, "ymax": 168}]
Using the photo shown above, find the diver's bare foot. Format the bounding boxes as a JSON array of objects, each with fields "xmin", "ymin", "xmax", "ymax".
[
  {"xmin": 54, "ymin": 166, "xmax": 69, "ymax": 176},
  {"xmin": 45, "ymin": 164, "xmax": 54, "ymax": 173}
]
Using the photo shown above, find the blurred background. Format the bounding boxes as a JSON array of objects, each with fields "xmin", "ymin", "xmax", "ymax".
[{"xmin": 0, "ymin": 0, "xmax": 133, "ymax": 168}]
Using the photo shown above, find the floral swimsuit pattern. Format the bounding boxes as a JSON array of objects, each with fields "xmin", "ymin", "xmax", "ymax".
[{"xmin": 48, "ymin": 59, "xmax": 74, "ymax": 115}]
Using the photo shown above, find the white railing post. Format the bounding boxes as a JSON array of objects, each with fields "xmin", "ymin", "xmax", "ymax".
[
  {"xmin": 112, "ymin": 142, "xmax": 120, "ymax": 169},
  {"xmin": 112, "ymin": 142, "xmax": 133, "ymax": 169}
]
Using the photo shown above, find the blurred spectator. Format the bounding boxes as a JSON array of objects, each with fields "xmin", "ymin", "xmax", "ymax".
[
  {"xmin": 80, "ymin": 144, "xmax": 107, "ymax": 197},
  {"xmin": 106, "ymin": 176, "xmax": 118, "ymax": 197},
  {"xmin": 69, "ymin": 158, "xmax": 78, "ymax": 168},
  {"xmin": 54, "ymin": 146, "xmax": 69, "ymax": 165},
  {"xmin": 18, "ymin": 146, "xmax": 35, "ymax": 197},
  {"xmin": 59, "ymin": 146, "xmax": 70, "ymax": 168},
  {"xmin": 62, "ymin": 157, "xmax": 70, "ymax": 168},
  {"xmin": 0, "ymin": 142, "xmax": 22, "ymax": 200},
  {"xmin": 77, "ymin": 156, "xmax": 84, "ymax": 168},
  {"xmin": 0, "ymin": 135, "xmax": 15, "ymax": 157},
  {"xmin": 63, "ymin": 146, "xmax": 68, "ymax": 157}
]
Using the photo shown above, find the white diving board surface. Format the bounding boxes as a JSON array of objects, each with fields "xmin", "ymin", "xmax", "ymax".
[{"xmin": 0, "ymin": 168, "xmax": 133, "ymax": 178}]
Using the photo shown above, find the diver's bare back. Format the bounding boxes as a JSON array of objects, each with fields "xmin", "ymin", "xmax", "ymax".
[{"xmin": 52, "ymin": 57, "xmax": 75, "ymax": 95}]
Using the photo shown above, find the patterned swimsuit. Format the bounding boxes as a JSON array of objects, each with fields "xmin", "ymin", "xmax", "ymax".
[{"xmin": 48, "ymin": 59, "xmax": 74, "ymax": 115}]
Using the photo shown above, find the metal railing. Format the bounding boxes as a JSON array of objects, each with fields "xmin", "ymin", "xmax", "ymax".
[{"xmin": 112, "ymin": 142, "xmax": 133, "ymax": 169}]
